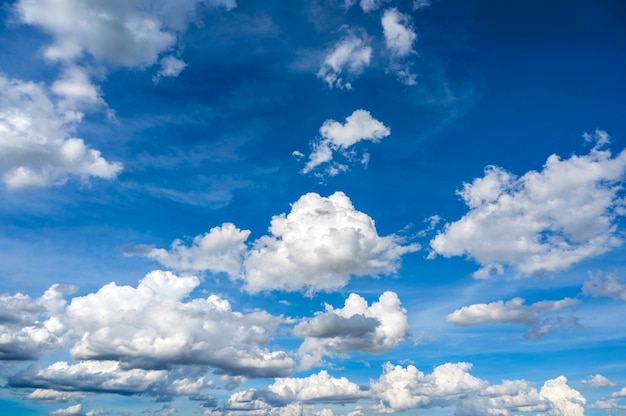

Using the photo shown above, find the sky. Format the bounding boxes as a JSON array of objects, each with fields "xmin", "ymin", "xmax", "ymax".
[{"xmin": 1, "ymin": 0, "xmax": 626, "ymax": 415}]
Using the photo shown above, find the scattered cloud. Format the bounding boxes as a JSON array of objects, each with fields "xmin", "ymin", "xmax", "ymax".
[
  {"xmin": 317, "ymin": 33, "xmax": 372, "ymax": 90},
  {"xmin": 0, "ymin": 74, "xmax": 123, "ymax": 190},
  {"xmin": 300, "ymin": 109, "xmax": 391, "ymax": 176},
  {"xmin": 581, "ymin": 374, "xmax": 618, "ymax": 389},
  {"xmin": 382, "ymin": 8, "xmax": 418, "ymax": 85},
  {"xmin": 24, "ymin": 389, "xmax": 87, "ymax": 403},
  {"xmin": 447, "ymin": 296, "xmax": 580, "ymax": 338},
  {"xmin": 430, "ymin": 131, "xmax": 626, "ymax": 278},
  {"xmin": 49, "ymin": 404, "xmax": 83, "ymax": 416},
  {"xmin": 295, "ymin": 292, "xmax": 409, "ymax": 369},
  {"xmin": 153, "ymin": 55, "xmax": 188, "ymax": 83},
  {"xmin": 358, "ymin": 0, "xmax": 390, "ymax": 13},
  {"xmin": 582, "ymin": 272, "xmax": 626, "ymax": 301},
  {"xmin": 240, "ymin": 192, "xmax": 419, "ymax": 294}
]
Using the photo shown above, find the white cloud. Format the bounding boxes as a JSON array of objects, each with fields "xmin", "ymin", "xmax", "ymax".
[
  {"xmin": 127, "ymin": 223, "xmax": 250, "ymax": 277},
  {"xmin": 50, "ymin": 404, "xmax": 83, "ymax": 416},
  {"xmin": 382, "ymin": 9, "xmax": 416, "ymax": 58},
  {"xmin": 0, "ymin": 284, "xmax": 73, "ymax": 360},
  {"xmin": 269, "ymin": 370, "xmax": 369, "ymax": 403},
  {"xmin": 64, "ymin": 270, "xmax": 294, "ymax": 377},
  {"xmin": 14, "ymin": 0, "xmax": 236, "ymax": 68},
  {"xmin": 582, "ymin": 272, "xmax": 626, "ymax": 301},
  {"xmin": 241, "ymin": 192, "xmax": 419, "ymax": 294},
  {"xmin": 295, "ymin": 292, "xmax": 409, "ymax": 369},
  {"xmin": 613, "ymin": 386, "xmax": 626, "ymax": 398},
  {"xmin": 0, "ymin": 74, "xmax": 122, "ymax": 190},
  {"xmin": 370, "ymin": 362, "xmax": 486, "ymax": 412},
  {"xmin": 317, "ymin": 34, "xmax": 371, "ymax": 90},
  {"xmin": 51, "ymin": 66, "xmax": 106, "ymax": 114},
  {"xmin": 430, "ymin": 131, "xmax": 626, "ymax": 278},
  {"xmin": 381, "ymin": 8, "xmax": 418, "ymax": 85},
  {"xmin": 540, "ymin": 376, "xmax": 586, "ymax": 416},
  {"xmin": 10, "ymin": 360, "xmax": 167, "ymax": 395},
  {"xmin": 25, "ymin": 389, "xmax": 87, "ymax": 403},
  {"xmin": 301, "ymin": 109, "xmax": 390, "ymax": 176},
  {"xmin": 359, "ymin": 0, "xmax": 390, "ymax": 13},
  {"xmin": 447, "ymin": 296, "xmax": 580, "ymax": 338},
  {"xmin": 581, "ymin": 374, "xmax": 617, "ymax": 389},
  {"xmin": 153, "ymin": 55, "xmax": 188, "ymax": 83}
]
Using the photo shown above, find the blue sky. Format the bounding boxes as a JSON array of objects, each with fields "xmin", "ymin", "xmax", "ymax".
[{"xmin": 1, "ymin": 0, "xmax": 626, "ymax": 415}]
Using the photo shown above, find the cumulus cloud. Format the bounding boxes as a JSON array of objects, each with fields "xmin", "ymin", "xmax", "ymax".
[
  {"xmin": 582, "ymin": 272, "xmax": 626, "ymax": 301},
  {"xmin": 24, "ymin": 389, "xmax": 87, "ymax": 403},
  {"xmin": 294, "ymin": 292, "xmax": 409, "ymax": 369},
  {"xmin": 241, "ymin": 192, "xmax": 419, "ymax": 294},
  {"xmin": 300, "ymin": 109, "xmax": 391, "ymax": 176},
  {"xmin": 14, "ymin": 0, "xmax": 235, "ymax": 68},
  {"xmin": 430, "ymin": 131, "xmax": 626, "ymax": 278},
  {"xmin": 371, "ymin": 362, "xmax": 487, "ymax": 412},
  {"xmin": 268, "ymin": 370, "xmax": 369, "ymax": 404},
  {"xmin": 49, "ymin": 404, "xmax": 84, "ymax": 416},
  {"xmin": 125, "ymin": 223, "xmax": 250, "ymax": 277},
  {"xmin": 0, "ymin": 74, "xmax": 123, "ymax": 189},
  {"xmin": 540, "ymin": 376, "xmax": 586, "ymax": 416},
  {"xmin": 0, "ymin": 284, "xmax": 73, "ymax": 360},
  {"xmin": 447, "ymin": 296, "xmax": 580, "ymax": 338},
  {"xmin": 358, "ymin": 0, "xmax": 390, "ymax": 12},
  {"xmin": 65, "ymin": 270, "xmax": 294, "ymax": 377},
  {"xmin": 317, "ymin": 33, "xmax": 371, "ymax": 90},
  {"xmin": 9, "ymin": 360, "xmax": 166, "ymax": 395},
  {"xmin": 581, "ymin": 374, "xmax": 617, "ymax": 389}
]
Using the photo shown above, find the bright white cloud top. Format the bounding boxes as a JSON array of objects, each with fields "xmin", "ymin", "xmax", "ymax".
[
  {"xmin": 430, "ymin": 131, "xmax": 626, "ymax": 278},
  {"xmin": 2, "ymin": 1, "xmax": 626, "ymax": 415}
]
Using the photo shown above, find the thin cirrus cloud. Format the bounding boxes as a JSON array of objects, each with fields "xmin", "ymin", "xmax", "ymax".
[
  {"xmin": 0, "ymin": 74, "xmax": 122, "ymax": 190},
  {"xmin": 129, "ymin": 191, "xmax": 419, "ymax": 294},
  {"xmin": 299, "ymin": 109, "xmax": 391, "ymax": 176},
  {"xmin": 430, "ymin": 130, "xmax": 626, "ymax": 278}
]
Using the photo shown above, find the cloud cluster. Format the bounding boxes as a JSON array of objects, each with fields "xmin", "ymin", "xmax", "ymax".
[
  {"xmin": 0, "ymin": 74, "xmax": 122, "ymax": 189},
  {"xmin": 64, "ymin": 270, "xmax": 293, "ymax": 377},
  {"xmin": 300, "ymin": 109, "xmax": 391, "ymax": 176},
  {"xmin": 268, "ymin": 370, "xmax": 369, "ymax": 404},
  {"xmin": 447, "ymin": 296, "xmax": 580, "ymax": 339},
  {"xmin": 137, "ymin": 192, "xmax": 417, "ymax": 293},
  {"xmin": 582, "ymin": 272, "xmax": 626, "ymax": 301},
  {"xmin": 430, "ymin": 131, "xmax": 626, "ymax": 278},
  {"xmin": 0, "ymin": 284, "xmax": 73, "ymax": 360},
  {"xmin": 295, "ymin": 292, "xmax": 409, "ymax": 369}
]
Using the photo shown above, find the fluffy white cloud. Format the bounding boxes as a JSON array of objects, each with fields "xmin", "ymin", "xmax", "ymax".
[
  {"xmin": 613, "ymin": 386, "xmax": 626, "ymax": 398},
  {"xmin": 582, "ymin": 272, "xmax": 626, "ymax": 300},
  {"xmin": 382, "ymin": 8, "xmax": 416, "ymax": 58},
  {"xmin": 295, "ymin": 292, "xmax": 409, "ymax": 369},
  {"xmin": 65, "ymin": 270, "xmax": 294, "ymax": 377},
  {"xmin": 241, "ymin": 192, "xmax": 418, "ymax": 293},
  {"xmin": 447, "ymin": 297, "xmax": 580, "ymax": 339},
  {"xmin": 9, "ymin": 360, "xmax": 167, "ymax": 395},
  {"xmin": 0, "ymin": 74, "xmax": 123, "ymax": 189},
  {"xmin": 371, "ymin": 362, "xmax": 487, "ymax": 412},
  {"xmin": 317, "ymin": 34, "xmax": 371, "ymax": 90},
  {"xmin": 127, "ymin": 223, "xmax": 250, "ymax": 276},
  {"xmin": 0, "ymin": 284, "xmax": 73, "ymax": 360},
  {"xmin": 430, "ymin": 131, "xmax": 626, "ymax": 278},
  {"xmin": 540, "ymin": 376, "xmax": 586, "ymax": 416},
  {"xmin": 358, "ymin": 0, "xmax": 390, "ymax": 12},
  {"xmin": 24, "ymin": 389, "xmax": 87, "ymax": 403},
  {"xmin": 301, "ymin": 109, "xmax": 390, "ymax": 176},
  {"xmin": 581, "ymin": 374, "xmax": 617, "ymax": 389},
  {"xmin": 14, "ymin": 0, "xmax": 235, "ymax": 68},
  {"xmin": 51, "ymin": 65, "xmax": 106, "ymax": 114},
  {"xmin": 269, "ymin": 370, "xmax": 369, "ymax": 403}
]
